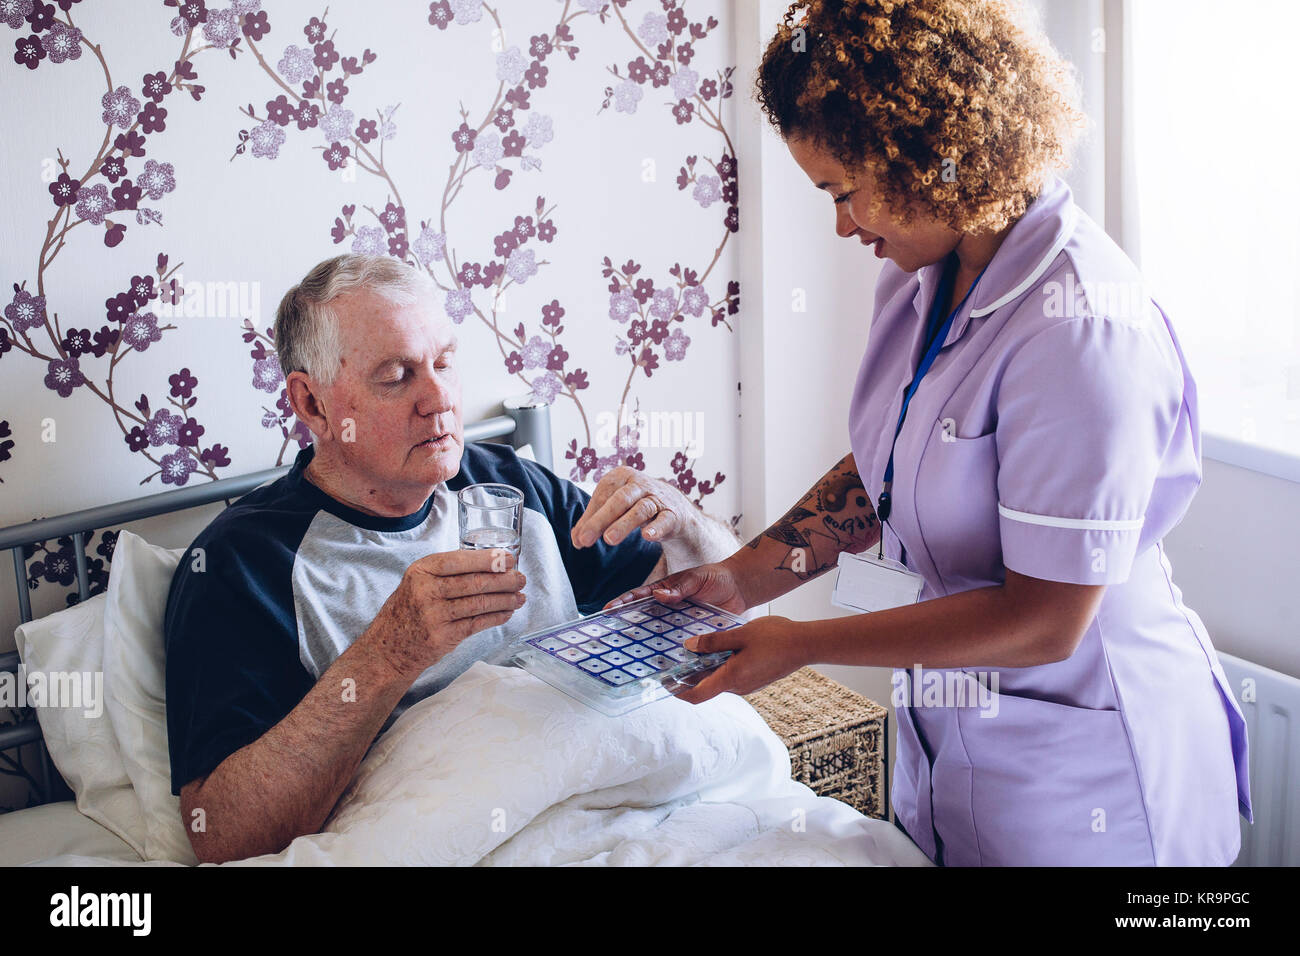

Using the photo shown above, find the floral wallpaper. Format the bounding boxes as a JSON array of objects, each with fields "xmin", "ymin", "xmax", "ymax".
[{"xmin": 0, "ymin": 0, "xmax": 742, "ymax": 623}]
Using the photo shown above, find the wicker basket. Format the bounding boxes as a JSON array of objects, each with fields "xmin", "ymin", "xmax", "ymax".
[{"xmin": 745, "ymin": 667, "xmax": 888, "ymax": 818}]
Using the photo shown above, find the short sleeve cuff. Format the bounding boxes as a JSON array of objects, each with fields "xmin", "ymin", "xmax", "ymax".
[{"xmin": 998, "ymin": 504, "xmax": 1143, "ymax": 585}]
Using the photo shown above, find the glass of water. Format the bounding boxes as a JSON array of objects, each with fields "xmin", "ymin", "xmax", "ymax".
[{"xmin": 458, "ymin": 483, "xmax": 524, "ymax": 558}]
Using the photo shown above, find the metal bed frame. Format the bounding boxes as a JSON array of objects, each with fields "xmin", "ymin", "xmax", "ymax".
[{"xmin": 0, "ymin": 401, "xmax": 552, "ymax": 809}]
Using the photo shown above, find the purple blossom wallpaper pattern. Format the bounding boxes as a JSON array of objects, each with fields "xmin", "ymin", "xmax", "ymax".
[{"xmin": 1, "ymin": 0, "xmax": 741, "ymax": 612}]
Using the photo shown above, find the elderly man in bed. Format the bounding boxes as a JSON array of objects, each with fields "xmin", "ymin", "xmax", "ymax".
[{"xmin": 163, "ymin": 253, "xmax": 738, "ymax": 864}]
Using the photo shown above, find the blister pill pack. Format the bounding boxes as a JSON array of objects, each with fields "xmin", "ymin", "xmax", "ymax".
[{"xmin": 508, "ymin": 596, "xmax": 744, "ymax": 716}]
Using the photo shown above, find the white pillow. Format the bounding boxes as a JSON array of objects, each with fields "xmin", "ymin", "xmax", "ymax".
[
  {"xmin": 11, "ymin": 592, "xmax": 148, "ymax": 857},
  {"xmin": 100, "ymin": 530, "xmax": 195, "ymax": 864}
]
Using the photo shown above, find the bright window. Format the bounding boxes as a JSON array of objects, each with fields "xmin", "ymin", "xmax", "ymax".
[{"xmin": 1130, "ymin": 0, "xmax": 1300, "ymax": 476}]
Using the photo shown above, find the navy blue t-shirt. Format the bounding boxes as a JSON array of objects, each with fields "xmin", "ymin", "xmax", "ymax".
[{"xmin": 163, "ymin": 442, "xmax": 662, "ymax": 795}]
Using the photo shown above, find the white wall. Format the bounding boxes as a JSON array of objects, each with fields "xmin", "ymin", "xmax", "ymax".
[{"xmin": 1164, "ymin": 461, "xmax": 1299, "ymax": 679}]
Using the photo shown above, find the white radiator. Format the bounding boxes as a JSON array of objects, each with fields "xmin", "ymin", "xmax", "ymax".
[{"xmin": 1217, "ymin": 652, "xmax": 1300, "ymax": 866}]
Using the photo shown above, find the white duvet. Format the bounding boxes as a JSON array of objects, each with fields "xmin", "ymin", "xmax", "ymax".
[{"xmin": 41, "ymin": 663, "xmax": 930, "ymax": 867}]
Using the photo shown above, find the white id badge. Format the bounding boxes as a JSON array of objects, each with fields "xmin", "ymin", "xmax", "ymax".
[{"xmin": 831, "ymin": 550, "xmax": 925, "ymax": 613}]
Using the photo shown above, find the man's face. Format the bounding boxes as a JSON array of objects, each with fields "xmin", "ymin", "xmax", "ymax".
[
  {"xmin": 786, "ymin": 134, "xmax": 960, "ymax": 273},
  {"xmin": 317, "ymin": 288, "xmax": 464, "ymax": 501}
]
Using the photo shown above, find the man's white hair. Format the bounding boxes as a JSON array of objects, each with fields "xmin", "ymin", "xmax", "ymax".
[{"xmin": 274, "ymin": 254, "xmax": 439, "ymax": 385}]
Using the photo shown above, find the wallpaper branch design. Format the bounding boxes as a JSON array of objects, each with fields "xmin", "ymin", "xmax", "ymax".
[
  {"xmin": 5, "ymin": 4, "xmax": 234, "ymax": 492},
  {"xmin": 2, "ymin": 0, "xmax": 741, "ymax": 607},
  {"xmin": 230, "ymin": 0, "xmax": 739, "ymax": 502}
]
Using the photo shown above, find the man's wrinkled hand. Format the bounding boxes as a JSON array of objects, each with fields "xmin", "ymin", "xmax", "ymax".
[
  {"xmin": 571, "ymin": 466, "xmax": 691, "ymax": 549},
  {"xmin": 370, "ymin": 548, "xmax": 526, "ymax": 680}
]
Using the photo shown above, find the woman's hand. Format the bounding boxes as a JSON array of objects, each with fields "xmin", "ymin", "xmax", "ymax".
[
  {"xmin": 603, "ymin": 559, "xmax": 748, "ymax": 615},
  {"xmin": 669, "ymin": 615, "xmax": 808, "ymax": 704}
]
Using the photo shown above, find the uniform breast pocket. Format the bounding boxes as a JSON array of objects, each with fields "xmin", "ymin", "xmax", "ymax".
[{"xmin": 913, "ymin": 421, "xmax": 1004, "ymax": 590}]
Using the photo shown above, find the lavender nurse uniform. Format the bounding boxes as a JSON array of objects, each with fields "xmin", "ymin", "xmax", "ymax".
[{"xmin": 848, "ymin": 175, "xmax": 1253, "ymax": 866}]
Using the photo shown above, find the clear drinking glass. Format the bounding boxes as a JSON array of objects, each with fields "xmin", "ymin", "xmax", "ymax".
[{"xmin": 457, "ymin": 483, "xmax": 524, "ymax": 558}]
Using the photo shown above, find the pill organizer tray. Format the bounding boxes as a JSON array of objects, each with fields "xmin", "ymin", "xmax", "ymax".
[{"xmin": 506, "ymin": 595, "xmax": 744, "ymax": 717}]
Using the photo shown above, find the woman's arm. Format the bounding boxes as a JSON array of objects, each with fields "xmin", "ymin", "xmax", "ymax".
[
  {"xmin": 729, "ymin": 451, "xmax": 882, "ymax": 607},
  {"xmin": 606, "ymin": 452, "xmax": 880, "ymax": 612},
  {"xmin": 806, "ymin": 569, "xmax": 1104, "ymax": 667},
  {"xmin": 672, "ymin": 570, "xmax": 1107, "ymax": 703}
]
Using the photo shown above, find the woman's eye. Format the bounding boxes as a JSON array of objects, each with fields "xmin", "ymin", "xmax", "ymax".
[{"xmin": 834, "ymin": 191, "xmax": 855, "ymax": 205}]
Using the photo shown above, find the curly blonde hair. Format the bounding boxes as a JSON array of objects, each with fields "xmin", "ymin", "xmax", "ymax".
[{"xmin": 756, "ymin": 0, "xmax": 1086, "ymax": 233}]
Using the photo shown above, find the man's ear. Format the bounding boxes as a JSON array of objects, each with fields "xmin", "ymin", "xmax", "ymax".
[{"xmin": 285, "ymin": 370, "xmax": 332, "ymax": 441}]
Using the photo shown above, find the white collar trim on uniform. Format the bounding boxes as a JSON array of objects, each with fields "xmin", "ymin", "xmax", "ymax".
[{"xmin": 968, "ymin": 201, "xmax": 1078, "ymax": 318}]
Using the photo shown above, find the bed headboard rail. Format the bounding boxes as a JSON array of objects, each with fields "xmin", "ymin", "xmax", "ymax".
[{"xmin": 0, "ymin": 401, "xmax": 551, "ymax": 807}]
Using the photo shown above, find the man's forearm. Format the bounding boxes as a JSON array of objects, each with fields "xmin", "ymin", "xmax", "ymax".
[{"xmin": 180, "ymin": 632, "xmax": 417, "ymax": 863}]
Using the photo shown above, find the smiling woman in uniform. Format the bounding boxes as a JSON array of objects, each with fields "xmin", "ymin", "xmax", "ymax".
[{"xmin": 605, "ymin": 0, "xmax": 1252, "ymax": 866}]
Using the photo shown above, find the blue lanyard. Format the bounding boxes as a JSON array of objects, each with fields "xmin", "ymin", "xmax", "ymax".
[{"xmin": 877, "ymin": 256, "xmax": 986, "ymax": 535}]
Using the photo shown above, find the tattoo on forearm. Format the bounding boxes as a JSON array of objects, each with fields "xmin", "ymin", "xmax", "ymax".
[
  {"xmin": 744, "ymin": 454, "xmax": 879, "ymax": 580},
  {"xmin": 762, "ymin": 507, "xmax": 816, "ymax": 549}
]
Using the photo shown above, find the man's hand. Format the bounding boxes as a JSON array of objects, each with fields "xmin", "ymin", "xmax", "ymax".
[
  {"xmin": 570, "ymin": 466, "xmax": 691, "ymax": 549},
  {"xmin": 366, "ymin": 547, "xmax": 526, "ymax": 680}
]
